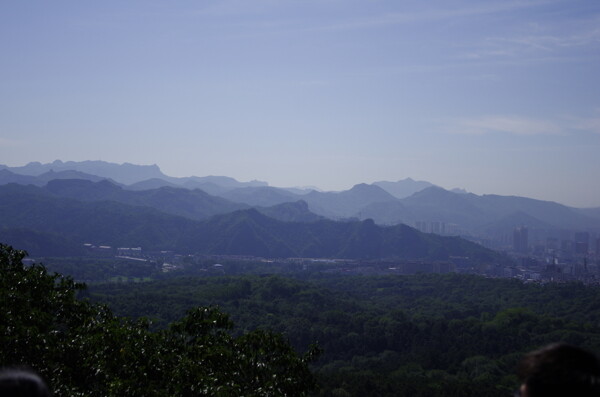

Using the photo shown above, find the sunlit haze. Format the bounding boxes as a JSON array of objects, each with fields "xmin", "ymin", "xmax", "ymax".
[{"xmin": 1, "ymin": 1, "xmax": 599, "ymax": 207}]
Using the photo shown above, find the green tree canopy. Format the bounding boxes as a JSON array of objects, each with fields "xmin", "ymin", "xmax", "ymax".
[{"xmin": 0, "ymin": 243, "xmax": 318, "ymax": 396}]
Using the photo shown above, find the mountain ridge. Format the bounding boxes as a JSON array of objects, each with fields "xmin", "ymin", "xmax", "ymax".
[
  {"xmin": 0, "ymin": 183, "xmax": 509, "ymax": 263},
  {"xmin": 2, "ymin": 160, "xmax": 599, "ymax": 239}
]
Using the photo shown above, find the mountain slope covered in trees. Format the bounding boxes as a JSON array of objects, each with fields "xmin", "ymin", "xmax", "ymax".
[{"xmin": 0, "ymin": 183, "xmax": 508, "ymax": 262}]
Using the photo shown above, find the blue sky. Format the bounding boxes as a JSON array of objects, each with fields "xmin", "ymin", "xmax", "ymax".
[{"xmin": 1, "ymin": 1, "xmax": 599, "ymax": 207}]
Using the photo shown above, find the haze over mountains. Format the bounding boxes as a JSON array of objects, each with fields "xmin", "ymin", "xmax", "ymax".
[
  {"xmin": 1, "ymin": 160, "xmax": 599, "ymax": 257},
  {"xmin": 0, "ymin": 160, "xmax": 268, "ymax": 191},
  {"xmin": 0, "ymin": 160, "xmax": 428, "ymax": 198},
  {"xmin": 0, "ymin": 182, "xmax": 507, "ymax": 264}
]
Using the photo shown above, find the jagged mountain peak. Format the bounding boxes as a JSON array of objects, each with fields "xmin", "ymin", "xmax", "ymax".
[
  {"xmin": 408, "ymin": 185, "xmax": 452, "ymax": 198},
  {"xmin": 372, "ymin": 178, "xmax": 435, "ymax": 199},
  {"xmin": 347, "ymin": 183, "xmax": 395, "ymax": 198}
]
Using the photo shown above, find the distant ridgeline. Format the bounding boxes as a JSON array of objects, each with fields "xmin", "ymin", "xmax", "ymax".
[
  {"xmin": 0, "ymin": 243, "xmax": 318, "ymax": 396},
  {"xmin": 1, "ymin": 160, "xmax": 599, "ymax": 246},
  {"xmin": 0, "ymin": 182, "xmax": 509, "ymax": 264}
]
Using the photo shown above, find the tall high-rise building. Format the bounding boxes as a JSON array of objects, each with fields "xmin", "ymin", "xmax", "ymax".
[
  {"xmin": 574, "ymin": 232, "xmax": 590, "ymax": 255},
  {"xmin": 513, "ymin": 226, "xmax": 529, "ymax": 254},
  {"xmin": 546, "ymin": 237, "xmax": 558, "ymax": 251},
  {"xmin": 561, "ymin": 240, "xmax": 574, "ymax": 255}
]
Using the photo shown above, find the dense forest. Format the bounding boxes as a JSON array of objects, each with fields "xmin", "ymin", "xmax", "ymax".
[
  {"xmin": 0, "ymin": 244, "xmax": 317, "ymax": 396},
  {"xmin": 4, "ymin": 241, "xmax": 600, "ymax": 396},
  {"xmin": 90, "ymin": 273, "xmax": 600, "ymax": 396}
]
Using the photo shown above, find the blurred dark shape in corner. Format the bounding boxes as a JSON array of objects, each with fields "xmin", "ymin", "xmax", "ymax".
[
  {"xmin": 517, "ymin": 343, "xmax": 600, "ymax": 397},
  {"xmin": 0, "ymin": 369, "xmax": 51, "ymax": 397}
]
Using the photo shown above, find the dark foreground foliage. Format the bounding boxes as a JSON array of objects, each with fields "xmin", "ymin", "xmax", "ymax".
[{"xmin": 0, "ymin": 243, "xmax": 318, "ymax": 396}]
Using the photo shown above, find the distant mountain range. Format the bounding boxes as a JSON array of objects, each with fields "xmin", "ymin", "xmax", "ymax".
[
  {"xmin": 0, "ymin": 161, "xmax": 437, "ymax": 199},
  {"xmin": 0, "ymin": 160, "xmax": 164, "ymax": 185},
  {"xmin": 0, "ymin": 160, "xmax": 268, "ymax": 190},
  {"xmin": 44, "ymin": 179, "xmax": 248, "ymax": 221},
  {"xmin": 0, "ymin": 182, "xmax": 508, "ymax": 263},
  {"xmin": 0, "ymin": 168, "xmax": 119, "ymax": 186},
  {"xmin": 1, "ymin": 160, "xmax": 599, "ymax": 246}
]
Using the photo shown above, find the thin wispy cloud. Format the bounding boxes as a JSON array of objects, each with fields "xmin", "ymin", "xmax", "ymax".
[
  {"xmin": 571, "ymin": 116, "xmax": 600, "ymax": 134},
  {"xmin": 488, "ymin": 28, "xmax": 600, "ymax": 53},
  {"xmin": 309, "ymin": 0, "xmax": 557, "ymax": 32},
  {"xmin": 450, "ymin": 113, "xmax": 600, "ymax": 136},
  {"xmin": 451, "ymin": 116, "xmax": 564, "ymax": 136},
  {"xmin": 462, "ymin": 14, "xmax": 600, "ymax": 62}
]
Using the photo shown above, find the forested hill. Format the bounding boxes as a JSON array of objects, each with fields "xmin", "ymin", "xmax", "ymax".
[
  {"xmin": 0, "ymin": 183, "xmax": 508, "ymax": 262},
  {"xmin": 192, "ymin": 209, "xmax": 508, "ymax": 262}
]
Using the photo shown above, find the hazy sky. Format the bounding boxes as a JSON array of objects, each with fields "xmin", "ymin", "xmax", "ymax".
[{"xmin": 1, "ymin": 1, "xmax": 599, "ymax": 207}]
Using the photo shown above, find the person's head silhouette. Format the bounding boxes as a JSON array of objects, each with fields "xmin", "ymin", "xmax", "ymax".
[
  {"xmin": 0, "ymin": 369, "xmax": 50, "ymax": 397},
  {"xmin": 517, "ymin": 343, "xmax": 600, "ymax": 397}
]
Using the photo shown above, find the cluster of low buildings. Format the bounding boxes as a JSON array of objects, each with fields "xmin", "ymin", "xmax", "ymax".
[{"xmin": 81, "ymin": 230, "xmax": 600, "ymax": 284}]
